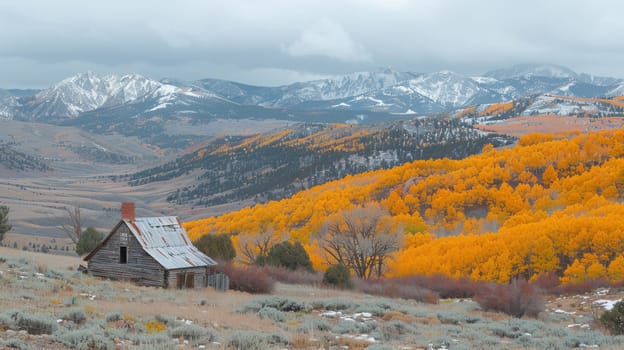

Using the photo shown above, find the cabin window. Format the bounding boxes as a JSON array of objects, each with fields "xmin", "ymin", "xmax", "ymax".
[
  {"xmin": 176, "ymin": 272, "xmax": 194, "ymax": 289},
  {"xmin": 119, "ymin": 246, "xmax": 127, "ymax": 264}
]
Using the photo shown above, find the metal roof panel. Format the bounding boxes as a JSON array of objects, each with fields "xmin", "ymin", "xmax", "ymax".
[{"xmin": 124, "ymin": 217, "xmax": 217, "ymax": 269}]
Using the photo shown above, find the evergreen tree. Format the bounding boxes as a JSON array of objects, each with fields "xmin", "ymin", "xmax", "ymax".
[
  {"xmin": 257, "ymin": 241, "xmax": 314, "ymax": 271},
  {"xmin": 76, "ymin": 227, "xmax": 104, "ymax": 255},
  {"xmin": 194, "ymin": 234, "xmax": 236, "ymax": 262},
  {"xmin": 323, "ymin": 264, "xmax": 352, "ymax": 289},
  {"xmin": 0, "ymin": 206, "xmax": 11, "ymax": 243}
]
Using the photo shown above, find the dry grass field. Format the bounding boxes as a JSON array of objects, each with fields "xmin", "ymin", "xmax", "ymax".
[
  {"xmin": 474, "ymin": 115, "xmax": 624, "ymax": 137},
  {"xmin": 0, "ymin": 118, "xmax": 274, "ymax": 238},
  {"xmin": 1, "ymin": 247, "xmax": 624, "ymax": 349}
]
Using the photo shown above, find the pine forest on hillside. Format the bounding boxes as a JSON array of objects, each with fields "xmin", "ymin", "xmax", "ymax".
[
  {"xmin": 126, "ymin": 119, "xmax": 513, "ymax": 206},
  {"xmin": 185, "ymin": 128, "xmax": 624, "ymax": 284}
]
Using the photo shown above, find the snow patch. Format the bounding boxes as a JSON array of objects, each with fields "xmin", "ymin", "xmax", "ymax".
[
  {"xmin": 147, "ymin": 103, "xmax": 171, "ymax": 112},
  {"xmin": 554, "ymin": 309, "xmax": 576, "ymax": 315},
  {"xmin": 90, "ymin": 142, "xmax": 108, "ymax": 152},
  {"xmin": 331, "ymin": 102, "xmax": 351, "ymax": 108},
  {"xmin": 594, "ymin": 299, "xmax": 621, "ymax": 310},
  {"xmin": 391, "ymin": 109, "xmax": 417, "ymax": 115},
  {"xmin": 471, "ymin": 76, "xmax": 498, "ymax": 84}
]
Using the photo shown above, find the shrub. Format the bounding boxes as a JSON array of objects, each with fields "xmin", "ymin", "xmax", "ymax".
[
  {"xmin": 436, "ymin": 310, "xmax": 481, "ymax": 325},
  {"xmin": 475, "ymin": 279, "xmax": 544, "ymax": 318},
  {"xmin": 257, "ymin": 307, "xmax": 286, "ymax": 323},
  {"xmin": 105, "ymin": 312, "xmax": 122, "ymax": 323},
  {"xmin": 353, "ymin": 278, "xmax": 439, "ymax": 304},
  {"xmin": 376, "ymin": 320, "xmax": 417, "ymax": 341},
  {"xmin": 354, "ymin": 304, "xmax": 386, "ymax": 317},
  {"xmin": 311, "ymin": 298, "xmax": 354, "ymax": 311},
  {"xmin": 261, "ymin": 265, "xmax": 322, "ymax": 286},
  {"xmin": 0, "ymin": 312, "xmax": 14, "ymax": 330},
  {"xmin": 530, "ymin": 271, "xmax": 560, "ymax": 293},
  {"xmin": 256, "ymin": 241, "xmax": 313, "ymax": 271},
  {"xmin": 378, "ymin": 274, "xmax": 478, "ymax": 299},
  {"xmin": 15, "ymin": 313, "xmax": 56, "ymax": 335},
  {"xmin": 54, "ymin": 327, "xmax": 113, "ymax": 350},
  {"xmin": 356, "ymin": 320, "xmax": 377, "ymax": 333},
  {"xmin": 217, "ymin": 263, "xmax": 274, "ymax": 294},
  {"xmin": 45, "ymin": 269, "xmax": 67, "ymax": 280},
  {"xmin": 125, "ymin": 332, "xmax": 171, "ymax": 347},
  {"xmin": 1, "ymin": 339, "xmax": 32, "ymax": 350},
  {"xmin": 348, "ymin": 274, "xmax": 488, "ymax": 304},
  {"xmin": 600, "ymin": 300, "xmax": 624, "ymax": 335},
  {"xmin": 62, "ymin": 308, "xmax": 87, "ymax": 324},
  {"xmin": 0, "ymin": 205, "xmax": 11, "ymax": 243},
  {"xmin": 144, "ymin": 319, "xmax": 167, "ymax": 334},
  {"xmin": 154, "ymin": 314, "xmax": 177, "ymax": 326},
  {"xmin": 169, "ymin": 324, "xmax": 216, "ymax": 342},
  {"xmin": 194, "ymin": 234, "xmax": 236, "ymax": 262},
  {"xmin": 554, "ymin": 278, "xmax": 611, "ymax": 295},
  {"xmin": 296, "ymin": 317, "xmax": 331, "ymax": 332},
  {"xmin": 226, "ymin": 331, "xmax": 289, "ymax": 350},
  {"xmin": 75, "ymin": 227, "xmax": 104, "ymax": 255},
  {"xmin": 331, "ymin": 320, "xmax": 359, "ymax": 334},
  {"xmin": 323, "ymin": 264, "xmax": 352, "ymax": 289},
  {"xmin": 240, "ymin": 296, "xmax": 310, "ymax": 313}
]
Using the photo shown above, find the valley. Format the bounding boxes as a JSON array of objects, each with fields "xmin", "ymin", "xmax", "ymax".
[
  {"xmin": 1, "ymin": 63, "xmax": 624, "ymax": 241},
  {"xmin": 5, "ymin": 2, "xmax": 624, "ymax": 348}
]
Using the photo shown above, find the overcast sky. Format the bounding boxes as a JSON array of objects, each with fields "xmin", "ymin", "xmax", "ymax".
[{"xmin": 1, "ymin": 0, "xmax": 623, "ymax": 88}]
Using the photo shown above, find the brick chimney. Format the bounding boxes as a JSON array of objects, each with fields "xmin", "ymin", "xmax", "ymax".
[{"xmin": 121, "ymin": 202, "xmax": 135, "ymax": 222}]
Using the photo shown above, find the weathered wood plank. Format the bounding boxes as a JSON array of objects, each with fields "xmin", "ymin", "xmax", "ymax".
[
  {"xmin": 87, "ymin": 222, "xmax": 210, "ymax": 289},
  {"xmin": 88, "ymin": 223, "xmax": 167, "ymax": 287}
]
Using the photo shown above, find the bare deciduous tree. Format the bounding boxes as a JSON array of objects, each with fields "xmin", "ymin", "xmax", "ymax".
[
  {"xmin": 60, "ymin": 204, "xmax": 82, "ymax": 244},
  {"xmin": 317, "ymin": 203, "xmax": 402, "ymax": 279},
  {"xmin": 236, "ymin": 227, "xmax": 286, "ymax": 265}
]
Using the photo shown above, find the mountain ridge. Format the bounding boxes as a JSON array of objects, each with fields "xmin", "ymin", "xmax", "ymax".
[
  {"xmin": 2, "ymin": 64, "xmax": 621, "ymax": 122},
  {"xmin": 0, "ymin": 64, "xmax": 622, "ymax": 151}
]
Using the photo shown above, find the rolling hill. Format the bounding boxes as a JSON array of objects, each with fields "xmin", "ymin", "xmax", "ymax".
[
  {"xmin": 123, "ymin": 119, "xmax": 514, "ymax": 207},
  {"xmin": 185, "ymin": 128, "xmax": 624, "ymax": 284}
]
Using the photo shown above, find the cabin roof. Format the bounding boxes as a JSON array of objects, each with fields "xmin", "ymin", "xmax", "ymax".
[{"xmin": 84, "ymin": 216, "xmax": 217, "ymax": 269}]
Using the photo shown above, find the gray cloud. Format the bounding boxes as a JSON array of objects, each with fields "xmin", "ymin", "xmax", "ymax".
[
  {"xmin": 1, "ymin": 0, "xmax": 623, "ymax": 88},
  {"xmin": 283, "ymin": 18, "xmax": 372, "ymax": 62}
]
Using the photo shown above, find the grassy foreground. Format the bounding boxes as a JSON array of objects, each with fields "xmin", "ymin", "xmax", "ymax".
[{"xmin": 1, "ymin": 247, "xmax": 624, "ymax": 349}]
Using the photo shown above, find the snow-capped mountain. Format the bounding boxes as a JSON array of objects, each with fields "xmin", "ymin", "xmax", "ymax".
[
  {"xmin": 1, "ymin": 64, "xmax": 622, "ymax": 127},
  {"xmin": 520, "ymin": 95, "xmax": 601, "ymax": 116},
  {"xmin": 3, "ymin": 72, "xmax": 234, "ymax": 121},
  {"xmin": 548, "ymin": 81, "xmax": 613, "ymax": 98},
  {"xmin": 185, "ymin": 78, "xmax": 283, "ymax": 106},
  {"xmin": 169, "ymin": 68, "xmax": 418, "ymax": 109},
  {"xmin": 296, "ymin": 71, "xmax": 503, "ymax": 114},
  {"xmin": 607, "ymin": 82, "xmax": 624, "ymax": 97},
  {"xmin": 270, "ymin": 68, "xmax": 417, "ymax": 106},
  {"xmin": 397, "ymin": 70, "xmax": 503, "ymax": 107},
  {"xmin": 484, "ymin": 64, "xmax": 578, "ymax": 80}
]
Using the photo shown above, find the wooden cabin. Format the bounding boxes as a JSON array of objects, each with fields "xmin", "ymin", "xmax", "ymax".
[{"xmin": 84, "ymin": 203, "xmax": 218, "ymax": 288}]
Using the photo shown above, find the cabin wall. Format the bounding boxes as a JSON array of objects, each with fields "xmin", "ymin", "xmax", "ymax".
[
  {"xmin": 87, "ymin": 223, "xmax": 167, "ymax": 287},
  {"xmin": 166, "ymin": 267, "xmax": 208, "ymax": 289}
]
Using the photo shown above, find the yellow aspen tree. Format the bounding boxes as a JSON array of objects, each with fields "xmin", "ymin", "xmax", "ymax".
[
  {"xmin": 586, "ymin": 262, "xmax": 608, "ymax": 280},
  {"xmin": 542, "ymin": 164, "xmax": 558, "ymax": 187},
  {"xmin": 607, "ymin": 256, "xmax": 624, "ymax": 282},
  {"xmin": 561, "ymin": 259, "xmax": 586, "ymax": 284}
]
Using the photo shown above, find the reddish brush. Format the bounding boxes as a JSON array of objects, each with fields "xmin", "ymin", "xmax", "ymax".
[
  {"xmin": 216, "ymin": 263, "xmax": 275, "ymax": 294},
  {"xmin": 474, "ymin": 279, "xmax": 544, "ymax": 318}
]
